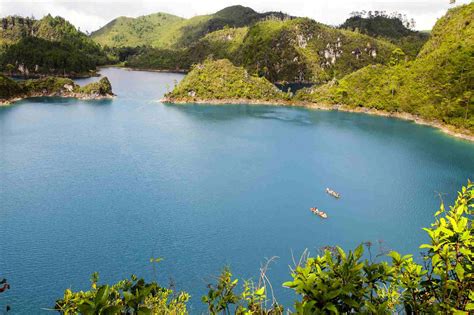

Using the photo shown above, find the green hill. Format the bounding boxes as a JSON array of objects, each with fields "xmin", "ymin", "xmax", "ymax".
[
  {"xmin": 237, "ymin": 18, "xmax": 398, "ymax": 83},
  {"xmin": 163, "ymin": 59, "xmax": 287, "ymax": 103},
  {"xmin": 91, "ymin": 6, "xmax": 290, "ymax": 49},
  {"xmin": 98, "ymin": 6, "xmax": 430, "ymax": 83},
  {"xmin": 90, "ymin": 13, "xmax": 185, "ymax": 48},
  {"xmin": 124, "ymin": 17, "xmax": 399, "ymax": 83},
  {"xmin": 297, "ymin": 3, "xmax": 474, "ymax": 133},
  {"xmin": 0, "ymin": 14, "xmax": 108, "ymax": 76}
]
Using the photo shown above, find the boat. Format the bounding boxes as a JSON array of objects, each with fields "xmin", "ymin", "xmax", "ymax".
[
  {"xmin": 310, "ymin": 207, "xmax": 328, "ymax": 219},
  {"xmin": 325, "ymin": 188, "xmax": 341, "ymax": 199}
]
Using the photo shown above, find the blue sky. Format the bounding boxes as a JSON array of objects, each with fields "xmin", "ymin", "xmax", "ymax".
[{"xmin": 0, "ymin": 0, "xmax": 469, "ymax": 32}]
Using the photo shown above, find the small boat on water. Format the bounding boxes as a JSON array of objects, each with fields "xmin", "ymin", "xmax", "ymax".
[
  {"xmin": 326, "ymin": 188, "xmax": 341, "ymax": 199},
  {"xmin": 310, "ymin": 207, "xmax": 328, "ymax": 219}
]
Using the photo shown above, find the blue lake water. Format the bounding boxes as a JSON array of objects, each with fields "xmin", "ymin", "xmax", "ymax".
[{"xmin": 1, "ymin": 68, "xmax": 473, "ymax": 314}]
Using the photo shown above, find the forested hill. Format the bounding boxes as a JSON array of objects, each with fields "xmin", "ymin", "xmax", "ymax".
[
  {"xmin": 340, "ymin": 12, "xmax": 429, "ymax": 57},
  {"xmin": 122, "ymin": 16, "xmax": 399, "ymax": 83},
  {"xmin": 298, "ymin": 3, "xmax": 474, "ymax": 133},
  {"xmin": 0, "ymin": 15, "xmax": 108, "ymax": 77},
  {"xmin": 91, "ymin": 5, "xmax": 292, "ymax": 49}
]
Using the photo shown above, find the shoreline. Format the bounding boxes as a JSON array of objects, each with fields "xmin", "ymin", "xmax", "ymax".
[
  {"xmin": 99, "ymin": 65, "xmax": 188, "ymax": 74},
  {"xmin": 161, "ymin": 97, "xmax": 474, "ymax": 142},
  {"xmin": 2, "ymin": 71, "xmax": 100, "ymax": 79},
  {"xmin": 0, "ymin": 92, "xmax": 115, "ymax": 106}
]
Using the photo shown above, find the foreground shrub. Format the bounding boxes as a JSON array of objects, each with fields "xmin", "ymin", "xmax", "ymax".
[{"xmin": 55, "ymin": 273, "xmax": 189, "ymax": 314}]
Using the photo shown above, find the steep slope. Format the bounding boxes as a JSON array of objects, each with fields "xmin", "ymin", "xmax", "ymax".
[
  {"xmin": 238, "ymin": 18, "xmax": 398, "ymax": 83},
  {"xmin": 0, "ymin": 14, "xmax": 108, "ymax": 76},
  {"xmin": 163, "ymin": 59, "xmax": 287, "ymax": 103},
  {"xmin": 297, "ymin": 3, "xmax": 474, "ymax": 132}
]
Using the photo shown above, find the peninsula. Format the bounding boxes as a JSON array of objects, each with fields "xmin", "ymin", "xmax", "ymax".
[{"xmin": 0, "ymin": 76, "xmax": 114, "ymax": 105}]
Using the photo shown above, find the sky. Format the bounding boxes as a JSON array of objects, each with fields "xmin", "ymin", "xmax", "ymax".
[{"xmin": 0, "ymin": 0, "xmax": 469, "ymax": 33}]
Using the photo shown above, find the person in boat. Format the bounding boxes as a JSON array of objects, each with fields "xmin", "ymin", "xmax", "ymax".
[{"xmin": 0, "ymin": 279, "xmax": 9, "ymax": 293}]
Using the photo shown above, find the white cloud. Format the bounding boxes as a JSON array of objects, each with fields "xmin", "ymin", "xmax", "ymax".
[{"xmin": 0, "ymin": 0, "xmax": 470, "ymax": 32}]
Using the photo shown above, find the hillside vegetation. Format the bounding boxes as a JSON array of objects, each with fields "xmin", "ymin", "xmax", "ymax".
[
  {"xmin": 163, "ymin": 59, "xmax": 287, "ymax": 102},
  {"xmin": 340, "ymin": 11, "xmax": 429, "ymax": 57},
  {"xmin": 237, "ymin": 18, "xmax": 398, "ymax": 83},
  {"xmin": 0, "ymin": 15, "xmax": 108, "ymax": 76},
  {"xmin": 90, "ymin": 13, "xmax": 185, "ymax": 48},
  {"xmin": 91, "ymin": 6, "xmax": 290, "ymax": 49},
  {"xmin": 123, "ymin": 16, "xmax": 399, "ymax": 83},
  {"xmin": 297, "ymin": 3, "xmax": 474, "ymax": 132},
  {"xmin": 93, "ymin": 5, "xmax": 415, "ymax": 83}
]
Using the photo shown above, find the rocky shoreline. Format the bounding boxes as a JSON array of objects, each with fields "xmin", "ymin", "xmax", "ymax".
[
  {"xmin": 0, "ymin": 93, "xmax": 114, "ymax": 106},
  {"xmin": 1, "ymin": 71, "xmax": 100, "ymax": 80},
  {"xmin": 161, "ymin": 97, "xmax": 474, "ymax": 142},
  {"xmin": 0, "ymin": 76, "xmax": 115, "ymax": 106}
]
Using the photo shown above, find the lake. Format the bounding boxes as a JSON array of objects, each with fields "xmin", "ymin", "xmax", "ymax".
[{"xmin": 1, "ymin": 68, "xmax": 473, "ymax": 313}]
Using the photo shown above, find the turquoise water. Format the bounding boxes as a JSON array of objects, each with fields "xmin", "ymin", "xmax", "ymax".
[{"xmin": 1, "ymin": 68, "xmax": 473, "ymax": 313}]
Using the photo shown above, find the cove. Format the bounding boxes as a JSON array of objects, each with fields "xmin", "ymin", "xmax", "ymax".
[{"xmin": 0, "ymin": 68, "xmax": 473, "ymax": 313}]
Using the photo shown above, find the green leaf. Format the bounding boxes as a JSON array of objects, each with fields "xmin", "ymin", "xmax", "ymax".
[
  {"xmin": 255, "ymin": 287, "xmax": 265, "ymax": 296},
  {"xmin": 455, "ymin": 264, "xmax": 465, "ymax": 280},
  {"xmin": 103, "ymin": 305, "xmax": 122, "ymax": 315},
  {"xmin": 325, "ymin": 302, "xmax": 338, "ymax": 314},
  {"xmin": 94, "ymin": 285, "xmax": 110, "ymax": 307},
  {"xmin": 388, "ymin": 251, "xmax": 401, "ymax": 262},
  {"xmin": 354, "ymin": 244, "xmax": 364, "ymax": 258},
  {"xmin": 419, "ymin": 244, "xmax": 432, "ymax": 249},
  {"xmin": 336, "ymin": 246, "xmax": 346, "ymax": 260}
]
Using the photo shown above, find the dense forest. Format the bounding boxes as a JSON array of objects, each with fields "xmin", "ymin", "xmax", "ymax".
[
  {"xmin": 54, "ymin": 181, "xmax": 474, "ymax": 314},
  {"xmin": 0, "ymin": 15, "xmax": 109, "ymax": 76},
  {"xmin": 340, "ymin": 11, "xmax": 429, "ymax": 58}
]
